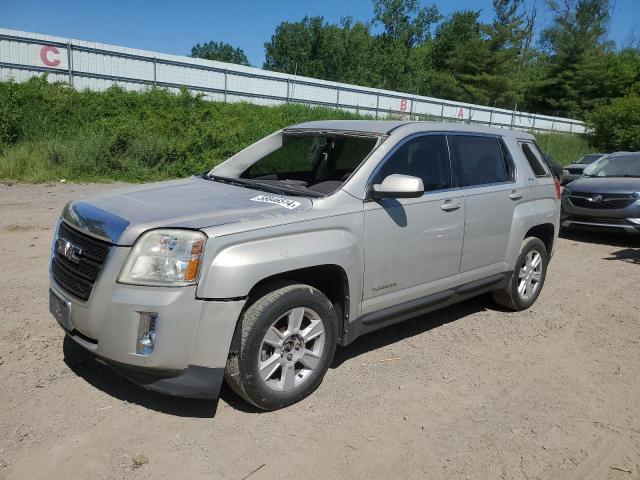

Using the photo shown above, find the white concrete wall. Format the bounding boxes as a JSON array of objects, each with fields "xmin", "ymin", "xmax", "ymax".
[{"xmin": 0, "ymin": 28, "xmax": 585, "ymax": 134}]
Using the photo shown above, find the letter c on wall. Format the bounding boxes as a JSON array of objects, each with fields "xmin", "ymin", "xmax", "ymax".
[{"xmin": 40, "ymin": 46, "xmax": 61, "ymax": 67}]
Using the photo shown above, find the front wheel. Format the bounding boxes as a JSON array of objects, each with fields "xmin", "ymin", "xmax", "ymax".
[
  {"xmin": 492, "ymin": 237, "xmax": 549, "ymax": 311},
  {"xmin": 225, "ymin": 283, "xmax": 338, "ymax": 410}
]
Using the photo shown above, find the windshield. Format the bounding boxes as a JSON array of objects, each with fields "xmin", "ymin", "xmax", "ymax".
[
  {"xmin": 583, "ymin": 154, "xmax": 640, "ymax": 177},
  {"xmin": 577, "ymin": 154, "xmax": 604, "ymax": 164},
  {"xmin": 238, "ymin": 134, "xmax": 378, "ymax": 196}
]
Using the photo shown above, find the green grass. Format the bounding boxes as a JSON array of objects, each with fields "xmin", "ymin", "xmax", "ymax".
[
  {"xmin": 0, "ymin": 76, "xmax": 592, "ymax": 182},
  {"xmin": 535, "ymin": 132, "xmax": 591, "ymax": 166}
]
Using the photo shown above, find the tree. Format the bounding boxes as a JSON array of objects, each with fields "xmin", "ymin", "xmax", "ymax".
[
  {"xmin": 190, "ymin": 41, "xmax": 250, "ymax": 66},
  {"xmin": 424, "ymin": 11, "xmax": 496, "ymax": 104},
  {"xmin": 586, "ymin": 92, "xmax": 640, "ymax": 151},
  {"xmin": 257, "ymin": 0, "xmax": 638, "ymax": 123},
  {"xmin": 373, "ymin": 0, "xmax": 440, "ymax": 49},
  {"xmin": 372, "ymin": 0, "xmax": 440, "ymax": 91},
  {"xmin": 263, "ymin": 17, "xmax": 332, "ymax": 77},
  {"xmin": 532, "ymin": 0, "xmax": 612, "ymax": 117},
  {"xmin": 417, "ymin": 1, "xmax": 536, "ymax": 108},
  {"xmin": 263, "ymin": 16, "xmax": 376, "ymax": 86}
]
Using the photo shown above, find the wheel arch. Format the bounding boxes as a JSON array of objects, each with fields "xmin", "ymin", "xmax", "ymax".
[
  {"xmin": 226, "ymin": 264, "xmax": 350, "ymax": 361},
  {"xmin": 245, "ymin": 264, "xmax": 350, "ymax": 341},
  {"xmin": 524, "ymin": 223, "xmax": 555, "ymax": 255}
]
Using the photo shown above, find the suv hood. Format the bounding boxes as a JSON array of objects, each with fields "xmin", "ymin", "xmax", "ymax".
[
  {"xmin": 61, "ymin": 176, "xmax": 313, "ymax": 245},
  {"xmin": 566, "ymin": 176, "xmax": 640, "ymax": 193}
]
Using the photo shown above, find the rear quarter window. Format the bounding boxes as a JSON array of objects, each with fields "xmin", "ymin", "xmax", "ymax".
[
  {"xmin": 520, "ymin": 142, "xmax": 549, "ymax": 177},
  {"xmin": 448, "ymin": 135, "xmax": 513, "ymax": 187}
]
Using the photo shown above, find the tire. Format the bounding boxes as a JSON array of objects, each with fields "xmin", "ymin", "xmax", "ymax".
[
  {"xmin": 492, "ymin": 237, "xmax": 549, "ymax": 311},
  {"xmin": 224, "ymin": 283, "xmax": 338, "ymax": 411}
]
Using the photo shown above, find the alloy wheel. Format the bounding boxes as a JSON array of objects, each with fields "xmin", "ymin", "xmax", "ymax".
[
  {"xmin": 258, "ymin": 307, "xmax": 326, "ymax": 392},
  {"xmin": 517, "ymin": 250, "xmax": 543, "ymax": 301}
]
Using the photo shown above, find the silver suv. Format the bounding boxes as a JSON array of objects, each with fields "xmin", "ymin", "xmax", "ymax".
[{"xmin": 49, "ymin": 121, "xmax": 560, "ymax": 410}]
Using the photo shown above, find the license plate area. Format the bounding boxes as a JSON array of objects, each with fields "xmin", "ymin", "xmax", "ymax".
[{"xmin": 49, "ymin": 289, "xmax": 74, "ymax": 331}]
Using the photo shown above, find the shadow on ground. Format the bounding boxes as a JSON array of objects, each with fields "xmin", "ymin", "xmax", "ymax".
[
  {"xmin": 560, "ymin": 229, "xmax": 640, "ymax": 249},
  {"xmin": 63, "ymin": 336, "xmax": 219, "ymax": 418},
  {"xmin": 63, "ymin": 294, "xmax": 497, "ymax": 416},
  {"xmin": 331, "ymin": 294, "xmax": 492, "ymax": 368},
  {"xmin": 560, "ymin": 229, "xmax": 640, "ymax": 264},
  {"xmin": 603, "ymin": 247, "xmax": 640, "ymax": 265}
]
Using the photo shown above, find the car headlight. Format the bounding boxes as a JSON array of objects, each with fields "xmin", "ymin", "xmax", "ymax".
[
  {"xmin": 562, "ymin": 187, "xmax": 572, "ymax": 196},
  {"xmin": 118, "ymin": 229, "xmax": 206, "ymax": 286},
  {"xmin": 563, "ymin": 169, "xmax": 570, "ymax": 175}
]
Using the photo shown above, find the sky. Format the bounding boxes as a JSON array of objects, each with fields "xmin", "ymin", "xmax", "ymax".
[{"xmin": 1, "ymin": 0, "xmax": 639, "ymax": 67}]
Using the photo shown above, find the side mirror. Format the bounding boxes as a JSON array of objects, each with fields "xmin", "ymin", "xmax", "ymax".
[{"xmin": 370, "ymin": 174, "xmax": 424, "ymax": 199}]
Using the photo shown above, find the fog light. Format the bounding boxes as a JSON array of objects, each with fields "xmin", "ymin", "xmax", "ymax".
[
  {"xmin": 137, "ymin": 312, "xmax": 157, "ymax": 355},
  {"xmin": 628, "ymin": 218, "xmax": 640, "ymax": 225}
]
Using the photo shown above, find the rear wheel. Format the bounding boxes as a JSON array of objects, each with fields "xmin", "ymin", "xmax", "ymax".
[
  {"xmin": 225, "ymin": 283, "xmax": 338, "ymax": 410},
  {"xmin": 492, "ymin": 237, "xmax": 548, "ymax": 311}
]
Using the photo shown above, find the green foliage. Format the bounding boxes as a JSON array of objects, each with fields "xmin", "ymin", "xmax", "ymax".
[
  {"xmin": 263, "ymin": 16, "xmax": 378, "ymax": 87},
  {"xmin": 0, "ymin": 78, "xmax": 591, "ymax": 183},
  {"xmin": 190, "ymin": 41, "xmax": 250, "ymax": 66},
  {"xmin": 531, "ymin": 0, "xmax": 617, "ymax": 117},
  {"xmin": 261, "ymin": 0, "xmax": 638, "ymax": 120},
  {"xmin": 0, "ymin": 78, "xmax": 364, "ymax": 182},
  {"xmin": 373, "ymin": 0, "xmax": 439, "ymax": 48},
  {"xmin": 585, "ymin": 93, "xmax": 640, "ymax": 151},
  {"xmin": 536, "ymin": 132, "xmax": 591, "ymax": 165}
]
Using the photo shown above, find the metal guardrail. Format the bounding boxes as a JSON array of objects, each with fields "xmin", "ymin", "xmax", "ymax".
[{"xmin": 0, "ymin": 28, "xmax": 586, "ymax": 134}]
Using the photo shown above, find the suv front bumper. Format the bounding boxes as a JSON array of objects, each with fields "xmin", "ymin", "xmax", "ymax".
[{"xmin": 50, "ymin": 273, "xmax": 245, "ymax": 399}]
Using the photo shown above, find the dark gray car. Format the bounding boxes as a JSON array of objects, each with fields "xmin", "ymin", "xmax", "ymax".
[
  {"xmin": 562, "ymin": 153, "xmax": 607, "ymax": 185},
  {"xmin": 561, "ymin": 152, "xmax": 640, "ymax": 234}
]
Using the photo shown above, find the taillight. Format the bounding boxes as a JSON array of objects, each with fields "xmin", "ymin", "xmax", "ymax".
[{"xmin": 554, "ymin": 179, "xmax": 561, "ymax": 199}]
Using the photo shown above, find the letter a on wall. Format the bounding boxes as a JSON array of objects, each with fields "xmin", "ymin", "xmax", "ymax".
[{"xmin": 457, "ymin": 107, "xmax": 465, "ymax": 119}]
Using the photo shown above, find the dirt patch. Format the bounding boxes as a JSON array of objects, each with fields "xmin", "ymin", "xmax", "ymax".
[{"xmin": 1, "ymin": 183, "xmax": 639, "ymax": 480}]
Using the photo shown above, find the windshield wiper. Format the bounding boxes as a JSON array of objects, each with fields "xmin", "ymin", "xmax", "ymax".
[{"xmin": 204, "ymin": 174, "xmax": 323, "ymax": 198}]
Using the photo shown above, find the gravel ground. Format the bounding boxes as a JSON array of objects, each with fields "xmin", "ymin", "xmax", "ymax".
[{"xmin": 1, "ymin": 182, "xmax": 639, "ymax": 480}]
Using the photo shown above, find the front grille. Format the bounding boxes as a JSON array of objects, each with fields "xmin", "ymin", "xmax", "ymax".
[
  {"xmin": 569, "ymin": 193, "xmax": 635, "ymax": 210},
  {"xmin": 58, "ymin": 222, "xmax": 110, "ymax": 262},
  {"xmin": 51, "ymin": 222, "xmax": 112, "ymax": 300},
  {"xmin": 566, "ymin": 168, "xmax": 583, "ymax": 175}
]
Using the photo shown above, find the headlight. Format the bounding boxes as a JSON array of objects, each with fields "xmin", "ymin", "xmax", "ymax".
[
  {"xmin": 563, "ymin": 169, "xmax": 570, "ymax": 175},
  {"xmin": 118, "ymin": 229, "xmax": 206, "ymax": 286},
  {"xmin": 562, "ymin": 187, "xmax": 572, "ymax": 196}
]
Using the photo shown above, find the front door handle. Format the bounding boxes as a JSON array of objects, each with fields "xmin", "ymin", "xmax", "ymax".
[
  {"xmin": 508, "ymin": 190, "xmax": 523, "ymax": 200},
  {"xmin": 441, "ymin": 201, "xmax": 461, "ymax": 212}
]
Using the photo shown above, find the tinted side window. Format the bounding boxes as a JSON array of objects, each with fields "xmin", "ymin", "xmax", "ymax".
[
  {"xmin": 449, "ymin": 135, "xmax": 512, "ymax": 187},
  {"xmin": 373, "ymin": 135, "xmax": 451, "ymax": 192},
  {"xmin": 520, "ymin": 142, "xmax": 548, "ymax": 176}
]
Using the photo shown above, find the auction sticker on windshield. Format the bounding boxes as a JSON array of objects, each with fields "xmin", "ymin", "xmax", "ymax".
[{"xmin": 250, "ymin": 195, "xmax": 301, "ymax": 210}]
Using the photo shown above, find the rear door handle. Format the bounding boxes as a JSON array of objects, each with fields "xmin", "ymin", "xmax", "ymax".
[
  {"xmin": 508, "ymin": 190, "xmax": 523, "ymax": 200},
  {"xmin": 441, "ymin": 201, "xmax": 461, "ymax": 212}
]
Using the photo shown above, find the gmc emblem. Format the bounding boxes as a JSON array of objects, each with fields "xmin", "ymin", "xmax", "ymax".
[{"xmin": 56, "ymin": 237, "xmax": 82, "ymax": 264}]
